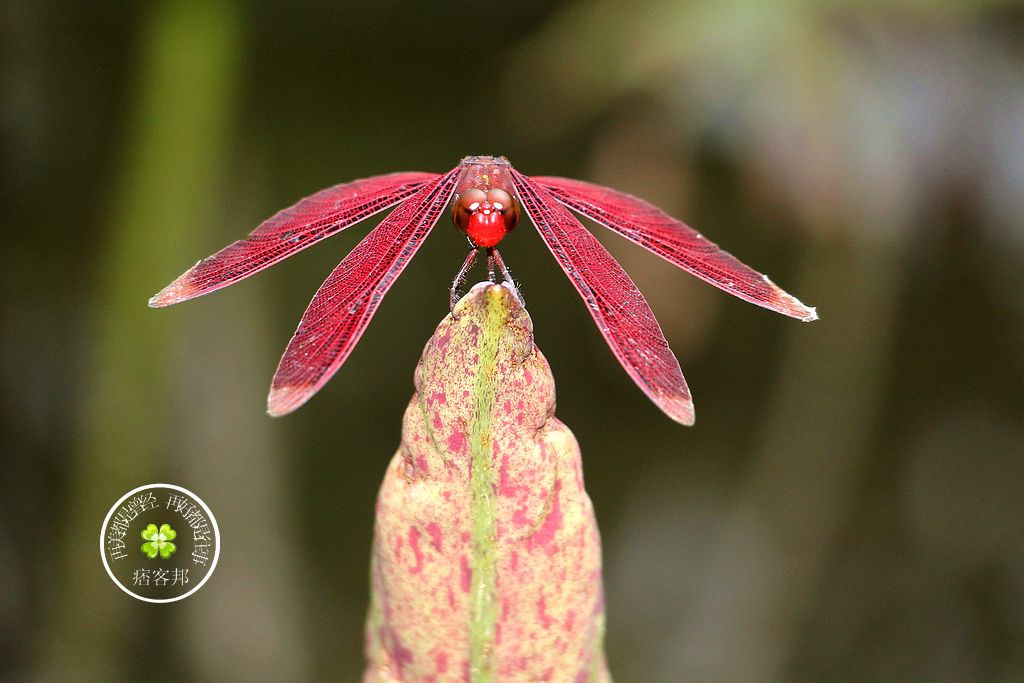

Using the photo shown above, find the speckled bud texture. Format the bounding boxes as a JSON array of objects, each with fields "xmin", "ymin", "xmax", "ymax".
[{"xmin": 365, "ymin": 283, "xmax": 610, "ymax": 682}]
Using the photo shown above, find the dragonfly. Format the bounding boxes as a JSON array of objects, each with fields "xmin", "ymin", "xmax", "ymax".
[{"xmin": 150, "ymin": 155, "xmax": 816, "ymax": 424}]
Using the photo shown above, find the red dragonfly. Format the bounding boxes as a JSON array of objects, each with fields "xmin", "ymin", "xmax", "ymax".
[{"xmin": 151, "ymin": 156, "xmax": 816, "ymax": 424}]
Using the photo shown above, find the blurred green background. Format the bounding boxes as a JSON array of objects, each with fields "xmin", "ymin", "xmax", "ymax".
[{"xmin": 3, "ymin": 1, "xmax": 1023, "ymax": 680}]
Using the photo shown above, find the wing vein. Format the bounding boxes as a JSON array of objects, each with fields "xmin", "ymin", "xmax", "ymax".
[
  {"xmin": 266, "ymin": 168, "xmax": 459, "ymax": 416},
  {"xmin": 534, "ymin": 176, "xmax": 816, "ymax": 321},
  {"xmin": 512, "ymin": 170, "xmax": 694, "ymax": 424},
  {"xmin": 150, "ymin": 171, "xmax": 438, "ymax": 306}
]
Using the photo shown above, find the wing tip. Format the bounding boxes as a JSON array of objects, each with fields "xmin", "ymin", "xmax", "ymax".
[
  {"xmin": 148, "ymin": 284, "xmax": 196, "ymax": 308},
  {"xmin": 149, "ymin": 262, "xmax": 205, "ymax": 307},
  {"xmin": 673, "ymin": 407, "xmax": 696, "ymax": 426},
  {"xmin": 148, "ymin": 288, "xmax": 180, "ymax": 308},
  {"xmin": 660, "ymin": 395, "xmax": 696, "ymax": 426},
  {"xmin": 779, "ymin": 295, "xmax": 818, "ymax": 322},
  {"xmin": 784, "ymin": 297, "xmax": 818, "ymax": 322},
  {"xmin": 760, "ymin": 274, "xmax": 818, "ymax": 322},
  {"xmin": 267, "ymin": 384, "xmax": 307, "ymax": 417}
]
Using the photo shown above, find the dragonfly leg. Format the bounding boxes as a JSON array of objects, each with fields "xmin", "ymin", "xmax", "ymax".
[
  {"xmin": 450, "ymin": 248, "xmax": 479, "ymax": 311},
  {"xmin": 491, "ymin": 248, "xmax": 525, "ymax": 308}
]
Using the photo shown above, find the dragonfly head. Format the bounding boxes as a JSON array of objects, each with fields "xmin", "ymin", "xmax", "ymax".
[
  {"xmin": 452, "ymin": 187, "xmax": 520, "ymax": 248},
  {"xmin": 452, "ymin": 157, "xmax": 520, "ymax": 247}
]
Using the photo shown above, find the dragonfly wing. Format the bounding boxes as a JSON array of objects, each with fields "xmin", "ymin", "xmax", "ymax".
[
  {"xmin": 149, "ymin": 171, "xmax": 438, "ymax": 306},
  {"xmin": 511, "ymin": 170, "xmax": 694, "ymax": 425},
  {"xmin": 267, "ymin": 168, "xmax": 459, "ymax": 416},
  {"xmin": 534, "ymin": 176, "xmax": 817, "ymax": 321}
]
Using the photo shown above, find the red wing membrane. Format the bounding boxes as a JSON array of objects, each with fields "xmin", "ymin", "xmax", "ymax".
[
  {"xmin": 149, "ymin": 171, "xmax": 437, "ymax": 307},
  {"xmin": 534, "ymin": 176, "xmax": 817, "ymax": 321},
  {"xmin": 511, "ymin": 170, "xmax": 694, "ymax": 424},
  {"xmin": 267, "ymin": 169, "xmax": 459, "ymax": 416}
]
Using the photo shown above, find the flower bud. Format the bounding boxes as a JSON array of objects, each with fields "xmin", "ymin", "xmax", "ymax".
[{"xmin": 365, "ymin": 282, "xmax": 609, "ymax": 682}]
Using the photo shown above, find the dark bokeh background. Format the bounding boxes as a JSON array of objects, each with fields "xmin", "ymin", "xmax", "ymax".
[{"xmin": 3, "ymin": 1, "xmax": 1023, "ymax": 680}]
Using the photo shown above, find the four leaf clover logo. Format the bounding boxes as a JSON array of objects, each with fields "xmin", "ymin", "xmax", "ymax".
[{"xmin": 141, "ymin": 523, "xmax": 177, "ymax": 559}]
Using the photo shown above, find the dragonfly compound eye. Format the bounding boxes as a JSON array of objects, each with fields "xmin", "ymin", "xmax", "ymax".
[
  {"xmin": 452, "ymin": 188, "xmax": 487, "ymax": 234},
  {"xmin": 485, "ymin": 188, "xmax": 519, "ymax": 233}
]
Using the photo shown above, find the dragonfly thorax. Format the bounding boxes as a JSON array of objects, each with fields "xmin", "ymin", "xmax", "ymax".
[{"xmin": 452, "ymin": 187, "xmax": 520, "ymax": 247}]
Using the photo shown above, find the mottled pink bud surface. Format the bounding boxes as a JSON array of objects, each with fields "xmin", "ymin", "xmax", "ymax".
[{"xmin": 365, "ymin": 283, "xmax": 610, "ymax": 682}]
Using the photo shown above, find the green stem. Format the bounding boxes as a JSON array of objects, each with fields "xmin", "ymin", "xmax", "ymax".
[{"xmin": 468, "ymin": 288, "xmax": 505, "ymax": 682}]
